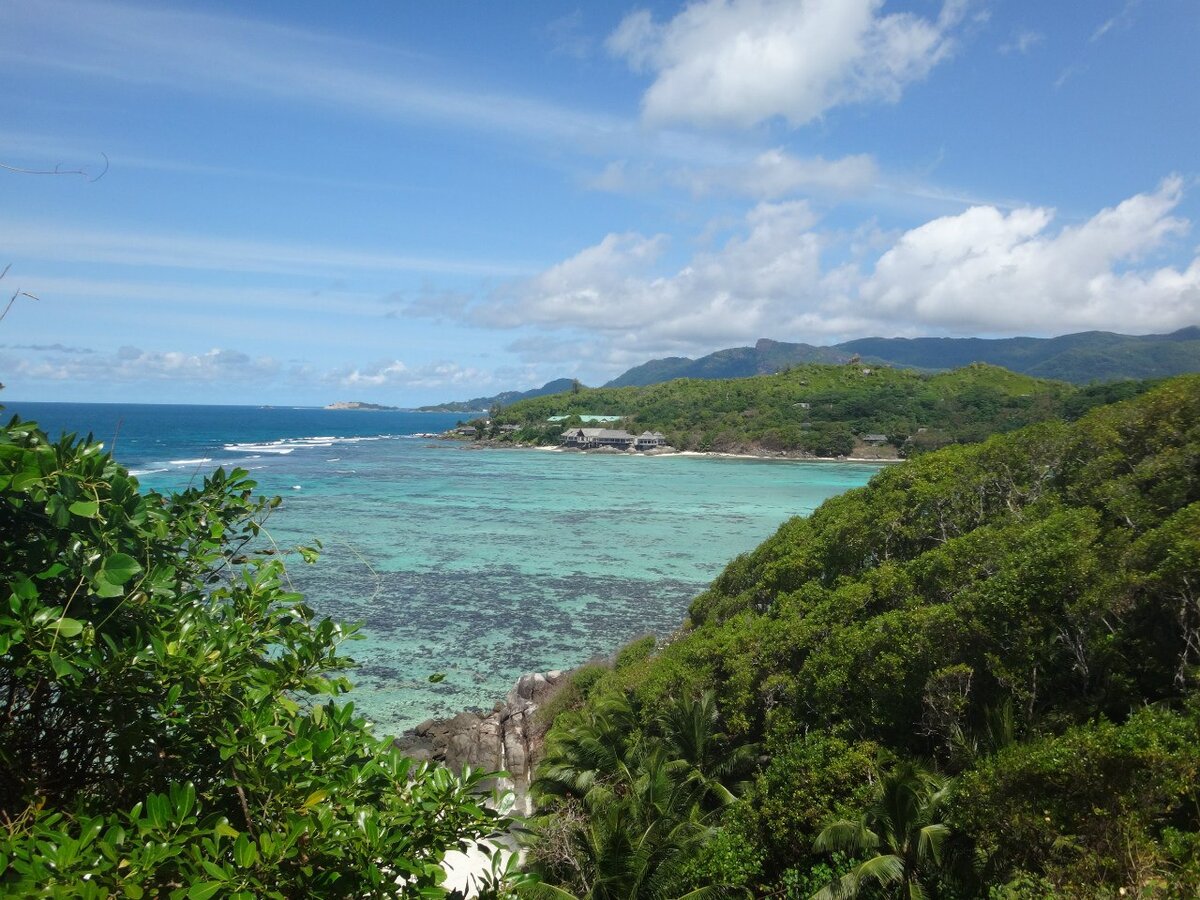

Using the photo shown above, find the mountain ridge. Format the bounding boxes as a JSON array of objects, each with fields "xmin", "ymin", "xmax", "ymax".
[
  {"xmin": 606, "ymin": 326, "xmax": 1200, "ymax": 387},
  {"xmin": 420, "ymin": 327, "xmax": 1199, "ymax": 410}
]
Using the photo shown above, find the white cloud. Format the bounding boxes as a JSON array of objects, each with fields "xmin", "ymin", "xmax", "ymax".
[
  {"xmin": 678, "ymin": 148, "xmax": 878, "ymax": 197},
  {"xmin": 608, "ymin": 0, "xmax": 968, "ymax": 128},
  {"xmin": 859, "ymin": 177, "xmax": 1198, "ymax": 333},
  {"xmin": 998, "ymin": 29, "xmax": 1044, "ymax": 55},
  {"xmin": 332, "ymin": 359, "xmax": 493, "ymax": 390},
  {"xmin": 8, "ymin": 345, "xmax": 283, "ymax": 384},
  {"xmin": 4, "ymin": 343, "xmax": 503, "ymax": 395},
  {"xmin": 473, "ymin": 200, "xmax": 828, "ymax": 348},
  {"xmin": 448, "ymin": 179, "xmax": 1200, "ymax": 371},
  {"xmin": 0, "ymin": 221, "xmax": 533, "ymax": 279},
  {"xmin": 0, "ymin": 0, "xmax": 621, "ymax": 145},
  {"xmin": 1092, "ymin": 0, "xmax": 1140, "ymax": 43}
]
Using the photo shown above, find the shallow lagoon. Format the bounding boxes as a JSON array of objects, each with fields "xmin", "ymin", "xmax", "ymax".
[{"xmin": 9, "ymin": 402, "xmax": 883, "ymax": 735}]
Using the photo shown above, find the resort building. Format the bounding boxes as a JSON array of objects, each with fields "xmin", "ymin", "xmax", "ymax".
[
  {"xmin": 634, "ymin": 431, "xmax": 667, "ymax": 450},
  {"xmin": 561, "ymin": 428, "xmax": 667, "ymax": 450}
]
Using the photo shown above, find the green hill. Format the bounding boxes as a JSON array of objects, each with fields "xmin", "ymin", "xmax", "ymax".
[
  {"xmin": 527, "ymin": 376, "xmax": 1200, "ymax": 897},
  {"xmin": 496, "ymin": 362, "xmax": 1117, "ymax": 456}
]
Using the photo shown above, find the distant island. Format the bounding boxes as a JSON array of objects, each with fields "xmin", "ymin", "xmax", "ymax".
[{"xmin": 323, "ymin": 401, "xmax": 399, "ymax": 411}]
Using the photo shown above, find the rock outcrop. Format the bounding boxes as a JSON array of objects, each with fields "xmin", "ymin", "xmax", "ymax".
[{"xmin": 396, "ymin": 670, "xmax": 567, "ymax": 813}]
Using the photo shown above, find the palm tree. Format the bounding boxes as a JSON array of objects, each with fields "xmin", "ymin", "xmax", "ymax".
[
  {"xmin": 810, "ymin": 761, "xmax": 952, "ymax": 900},
  {"xmin": 656, "ymin": 690, "xmax": 753, "ymax": 808},
  {"xmin": 528, "ymin": 692, "xmax": 751, "ymax": 899},
  {"xmin": 533, "ymin": 694, "xmax": 637, "ymax": 808}
]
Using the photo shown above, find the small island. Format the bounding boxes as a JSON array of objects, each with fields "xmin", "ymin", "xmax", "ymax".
[{"xmin": 323, "ymin": 401, "xmax": 399, "ymax": 411}]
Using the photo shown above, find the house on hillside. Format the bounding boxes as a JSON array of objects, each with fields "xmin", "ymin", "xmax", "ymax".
[{"xmin": 860, "ymin": 433, "xmax": 889, "ymax": 445}]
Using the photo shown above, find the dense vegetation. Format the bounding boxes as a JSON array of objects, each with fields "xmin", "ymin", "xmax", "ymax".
[
  {"xmin": 492, "ymin": 362, "xmax": 1144, "ymax": 457},
  {"xmin": 604, "ymin": 327, "xmax": 1200, "ymax": 388},
  {"xmin": 0, "ymin": 412, "xmax": 515, "ymax": 896},
  {"xmin": 526, "ymin": 376, "xmax": 1200, "ymax": 897}
]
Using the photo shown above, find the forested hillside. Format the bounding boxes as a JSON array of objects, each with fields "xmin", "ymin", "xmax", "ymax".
[
  {"xmin": 525, "ymin": 376, "xmax": 1200, "ymax": 898},
  {"xmin": 495, "ymin": 362, "xmax": 1142, "ymax": 456}
]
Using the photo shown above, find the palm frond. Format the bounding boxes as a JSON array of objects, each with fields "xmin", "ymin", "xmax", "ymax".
[
  {"xmin": 813, "ymin": 819, "xmax": 880, "ymax": 854},
  {"xmin": 853, "ymin": 853, "xmax": 906, "ymax": 887},
  {"xmin": 916, "ymin": 823, "xmax": 949, "ymax": 865}
]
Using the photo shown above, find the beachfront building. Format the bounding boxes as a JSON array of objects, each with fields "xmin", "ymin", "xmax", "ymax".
[
  {"xmin": 561, "ymin": 427, "xmax": 667, "ymax": 450},
  {"xmin": 861, "ymin": 433, "xmax": 889, "ymax": 445},
  {"xmin": 562, "ymin": 428, "xmax": 633, "ymax": 449}
]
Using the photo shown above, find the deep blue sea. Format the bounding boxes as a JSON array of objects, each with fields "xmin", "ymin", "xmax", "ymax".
[{"xmin": 5, "ymin": 401, "xmax": 883, "ymax": 735}]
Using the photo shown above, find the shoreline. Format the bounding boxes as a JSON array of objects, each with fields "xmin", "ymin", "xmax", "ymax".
[{"xmin": 453, "ymin": 438, "xmax": 902, "ymax": 465}]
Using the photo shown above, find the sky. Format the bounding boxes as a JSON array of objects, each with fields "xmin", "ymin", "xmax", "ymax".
[{"xmin": 1, "ymin": 0, "xmax": 1198, "ymax": 406}]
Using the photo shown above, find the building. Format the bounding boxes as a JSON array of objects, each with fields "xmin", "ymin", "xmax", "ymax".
[
  {"xmin": 561, "ymin": 428, "xmax": 667, "ymax": 450},
  {"xmin": 496, "ymin": 424, "xmax": 520, "ymax": 433},
  {"xmin": 546, "ymin": 414, "xmax": 624, "ymax": 424},
  {"xmin": 861, "ymin": 433, "xmax": 889, "ymax": 445}
]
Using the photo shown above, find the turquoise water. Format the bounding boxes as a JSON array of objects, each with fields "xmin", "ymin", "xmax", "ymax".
[{"xmin": 8, "ymin": 402, "xmax": 883, "ymax": 735}]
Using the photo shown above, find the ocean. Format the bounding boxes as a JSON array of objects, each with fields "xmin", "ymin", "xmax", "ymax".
[{"xmin": 5, "ymin": 401, "xmax": 883, "ymax": 735}]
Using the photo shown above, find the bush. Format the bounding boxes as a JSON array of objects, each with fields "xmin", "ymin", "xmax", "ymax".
[{"xmin": 0, "ymin": 414, "xmax": 506, "ymax": 896}]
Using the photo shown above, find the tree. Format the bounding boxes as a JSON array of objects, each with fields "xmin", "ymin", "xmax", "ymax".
[
  {"xmin": 811, "ymin": 761, "xmax": 952, "ymax": 899},
  {"xmin": 530, "ymin": 693, "xmax": 748, "ymax": 899},
  {"xmin": 0, "ymin": 413, "xmax": 507, "ymax": 896}
]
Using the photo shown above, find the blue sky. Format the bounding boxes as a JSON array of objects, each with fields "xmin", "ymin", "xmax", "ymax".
[{"xmin": 2, "ymin": 0, "xmax": 1198, "ymax": 405}]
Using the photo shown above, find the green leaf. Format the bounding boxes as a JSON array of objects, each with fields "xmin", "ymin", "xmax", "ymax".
[
  {"xmin": 10, "ymin": 469, "xmax": 41, "ymax": 492},
  {"xmin": 48, "ymin": 652, "xmax": 81, "ymax": 679},
  {"xmin": 92, "ymin": 574, "xmax": 124, "ymax": 598},
  {"xmin": 68, "ymin": 499, "xmax": 100, "ymax": 518},
  {"xmin": 214, "ymin": 820, "xmax": 240, "ymax": 840},
  {"xmin": 233, "ymin": 834, "xmax": 259, "ymax": 868},
  {"xmin": 100, "ymin": 552, "xmax": 142, "ymax": 586},
  {"xmin": 52, "ymin": 618, "xmax": 84, "ymax": 638},
  {"xmin": 302, "ymin": 789, "xmax": 329, "ymax": 810},
  {"xmin": 187, "ymin": 882, "xmax": 224, "ymax": 900},
  {"xmin": 123, "ymin": 883, "xmax": 144, "ymax": 899}
]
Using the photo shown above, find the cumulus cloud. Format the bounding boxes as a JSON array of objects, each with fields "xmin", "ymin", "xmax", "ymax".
[
  {"xmin": 331, "ymin": 359, "xmax": 493, "ymax": 390},
  {"xmin": 5, "ymin": 342, "xmax": 507, "ymax": 397},
  {"xmin": 472, "ymin": 200, "xmax": 830, "ymax": 349},
  {"xmin": 446, "ymin": 179, "xmax": 1200, "ymax": 367},
  {"xmin": 608, "ymin": 0, "xmax": 968, "ymax": 128},
  {"xmin": 858, "ymin": 177, "xmax": 1198, "ymax": 332}
]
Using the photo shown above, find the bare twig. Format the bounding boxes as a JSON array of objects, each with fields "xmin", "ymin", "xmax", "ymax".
[
  {"xmin": 1, "ymin": 264, "xmax": 40, "ymax": 325},
  {"xmin": 0, "ymin": 152, "xmax": 109, "ymax": 182}
]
